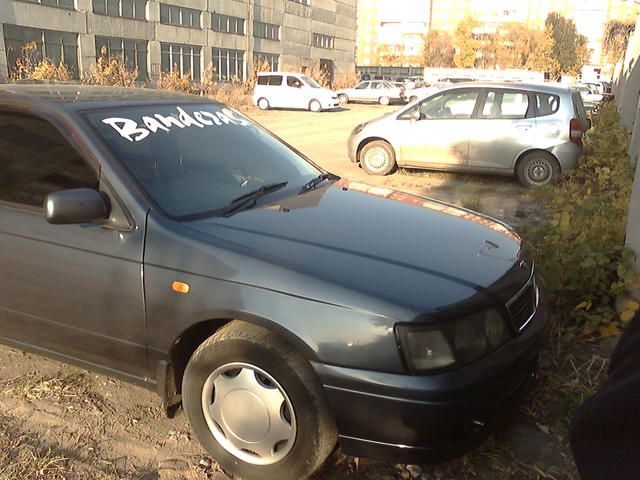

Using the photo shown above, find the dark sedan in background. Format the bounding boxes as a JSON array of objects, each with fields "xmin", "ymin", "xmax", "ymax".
[{"xmin": 0, "ymin": 85, "xmax": 549, "ymax": 480}]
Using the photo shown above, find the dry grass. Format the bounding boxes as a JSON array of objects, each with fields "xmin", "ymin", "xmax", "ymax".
[
  {"xmin": 0, "ymin": 415, "xmax": 70, "ymax": 480},
  {"xmin": 83, "ymin": 50, "xmax": 138, "ymax": 87},
  {"xmin": 2, "ymin": 373, "xmax": 89, "ymax": 403}
]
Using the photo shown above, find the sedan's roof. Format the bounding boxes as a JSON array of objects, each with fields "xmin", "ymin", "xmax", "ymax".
[{"xmin": 0, "ymin": 83, "xmax": 213, "ymax": 110}]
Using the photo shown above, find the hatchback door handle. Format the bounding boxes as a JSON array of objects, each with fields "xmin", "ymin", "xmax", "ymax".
[{"xmin": 515, "ymin": 124, "xmax": 533, "ymax": 133}]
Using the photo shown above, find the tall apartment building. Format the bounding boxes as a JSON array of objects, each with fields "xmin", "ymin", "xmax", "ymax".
[
  {"xmin": 357, "ymin": 0, "xmax": 639, "ymax": 67},
  {"xmin": 0, "ymin": 0, "xmax": 356, "ymax": 84}
]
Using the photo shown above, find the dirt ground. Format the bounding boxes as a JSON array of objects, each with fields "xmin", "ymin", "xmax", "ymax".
[{"xmin": 0, "ymin": 104, "xmax": 594, "ymax": 480}]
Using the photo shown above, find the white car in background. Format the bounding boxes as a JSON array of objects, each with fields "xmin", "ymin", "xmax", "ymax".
[
  {"xmin": 337, "ymin": 80, "xmax": 405, "ymax": 105},
  {"xmin": 253, "ymin": 72, "xmax": 339, "ymax": 112},
  {"xmin": 404, "ymin": 81, "xmax": 451, "ymax": 102},
  {"xmin": 572, "ymin": 84, "xmax": 604, "ymax": 110}
]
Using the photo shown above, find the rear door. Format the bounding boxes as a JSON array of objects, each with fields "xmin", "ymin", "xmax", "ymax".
[
  {"xmin": 351, "ymin": 81, "xmax": 370, "ymax": 101},
  {"xmin": 265, "ymin": 75, "xmax": 284, "ymax": 108},
  {"xmin": 395, "ymin": 88, "xmax": 479, "ymax": 167},
  {"xmin": 465, "ymin": 89, "xmax": 536, "ymax": 171}
]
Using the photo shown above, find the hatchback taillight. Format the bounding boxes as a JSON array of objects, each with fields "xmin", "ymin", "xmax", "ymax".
[{"xmin": 570, "ymin": 118, "xmax": 583, "ymax": 144}]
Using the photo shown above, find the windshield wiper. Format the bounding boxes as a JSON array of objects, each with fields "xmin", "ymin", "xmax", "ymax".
[
  {"xmin": 221, "ymin": 181, "xmax": 288, "ymax": 217},
  {"xmin": 300, "ymin": 172, "xmax": 339, "ymax": 192}
]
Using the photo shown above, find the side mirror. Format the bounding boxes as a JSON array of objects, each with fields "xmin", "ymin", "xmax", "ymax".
[
  {"xmin": 411, "ymin": 110, "xmax": 421, "ymax": 121},
  {"xmin": 44, "ymin": 188, "xmax": 111, "ymax": 225}
]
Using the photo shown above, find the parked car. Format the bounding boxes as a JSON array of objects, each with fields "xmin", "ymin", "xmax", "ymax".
[
  {"xmin": 0, "ymin": 84, "xmax": 549, "ymax": 480},
  {"xmin": 572, "ymin": 84, "xmax": 604, "ymax": 110},
  {"xmin": 337, "ymin": 80, "xmax": 405, "ymax": 105},
  {"xmin": 348, "ymin": 82, "xmax": 589, "ymax": 187},
  {"xmin": 253, "ymin": 72, "xmax": 339, "ymax": 112},
  {"xmin": 404, "ymin": 81, "xmax": 450, "ymax": 102}
]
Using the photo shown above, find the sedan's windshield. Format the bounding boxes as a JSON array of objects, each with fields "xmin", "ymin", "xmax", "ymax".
[
  {"xmin": 302, "ymin": 76, "xmax": 321, "ymax": 88},
  {"xmin": 85, "ymin": 104, "xmax": 320, "ymax": 219}
]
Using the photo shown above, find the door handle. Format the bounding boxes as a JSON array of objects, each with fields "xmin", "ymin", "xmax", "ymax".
[{"xmin": 515, "ymin": 124, "xmax": 533, "ymax": 133}]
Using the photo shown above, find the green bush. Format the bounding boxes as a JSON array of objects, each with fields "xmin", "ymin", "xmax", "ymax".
[{"xmin": 524, "ymin": 102, "xmax": 638, "ymax": 336}]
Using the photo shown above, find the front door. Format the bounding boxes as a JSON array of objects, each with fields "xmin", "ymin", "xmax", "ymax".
[
  {"xmin": 466, "ymin": 89, "xmax": 536, "ymax": 171},
  {"xmin": 284, "ymin": 75, "xmax": 306, "ymax": 109},
  {"xmin": 396, "ymin": 89, "xmax": 480, "ymax": 167},
  {"xmin": 0, "ymin": 112, "xmax": 147, "ymax": 377}
]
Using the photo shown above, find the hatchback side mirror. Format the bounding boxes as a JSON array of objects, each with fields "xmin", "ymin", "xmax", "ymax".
[{"xmin": 44, "ymin": 188, "xmax": 111, "ymax": 225}]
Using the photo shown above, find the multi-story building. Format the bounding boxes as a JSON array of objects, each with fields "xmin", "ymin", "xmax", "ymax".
[
  {"xmin": 357, "ymin": 0, "xmax": 639, "ymax": 67},
  {"xmin": 0, "ymin": 0, "xmax": 356, "ymax": 84}
]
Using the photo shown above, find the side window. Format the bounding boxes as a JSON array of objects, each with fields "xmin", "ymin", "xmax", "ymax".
[
  {"xmin": 257, "ymin": 75, "xmax": 269, "ymax": 86},
  {"xmin": 0, "ymin": 113, "xmax": 98, "ymax": 209},
  {"xmin": 481, "ymin": 91, "xmax": 530, "ymax": 119},
  {"xmin": 355, "ymin": 82, "xmax": 369, "ymax": 90},
  {"xmin": 417, "ymin": 91, "xmax": 479, "ymax": 120},
  {"xmin": 268, "ymin": 75, "xmax": 283, "ymax": 86},
  {"xmin": 536, "ymin": 92, "xmax": 560, "ymax": 117},
  {"xmin": 286, "ymin": 76, "xmax": 301, "ymax": 88}
]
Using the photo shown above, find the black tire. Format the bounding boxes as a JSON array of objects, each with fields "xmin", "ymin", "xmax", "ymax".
[
  {"xmin": 338, "ymin": 94, "xmax": 349, "ymax": 104},
  {"xmin": 257, "ymin": 98, "xmax": 270, "ymax": 110},
  {"xmin": 359, "ymin": 140, "xmax": 396, "ymax": 176},
  {"xmin": 516, "ymin": 151, "xmax": 561, "ymax": 188},
  {"xmin": 409, "ymin": 95, "xmax": 418, "ymax": 102},
  {"xmin": 182, "ymin": 321, "xmax": 337, "ymax": 480}
]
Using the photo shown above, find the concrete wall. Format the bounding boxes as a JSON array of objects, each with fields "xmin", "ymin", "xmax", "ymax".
[
  {"xmin": 614, "ymin": 14, "xmax": 640, "ymax": 300},
  {"xmin": 0, "ymin": 0, "xmax": 356, "ymax": 83}
]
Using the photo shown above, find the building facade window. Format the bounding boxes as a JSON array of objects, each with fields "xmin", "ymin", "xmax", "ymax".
[
  {"xmin": 253, "ymin": 21, "xmax": 279, "ymax": 41},
  {"xmin": 313, "ymin": 33, "xmax": 334, "ymax": 49},
  {"xmin": 160, "ymin": 3, "xmax": 201, "ymax": 28},
  {"xmin": 95, "ymin": 36, "xmax": 148, "ymax": 80},
  {"xmin": 211, "ymin": 13, "xmax": 245, "ymax": 35},
  {"xmin": 161, "ymin": 42, "xmax": 201, "ymax": 81},
  {"xmin": 289, "ymin": 0, "xmax": 311, "ymax": 4},
  {"xmin": 18, "ymin": 0, "xmax": 75, "ymax": 8},
  {"xmin": 254, "ymin": 52, "xmax": 279, "ymax": 71},
  {"xmin": 3, "ymin": 25, "xmax": 78, "ymax": 78},
  {"xmin": 211, "ymin": 48, "xmax": 244, "ymax": 82},
  {"xmin": 93, "ymin": 0, "xmax": 146, "ymax": 19}
]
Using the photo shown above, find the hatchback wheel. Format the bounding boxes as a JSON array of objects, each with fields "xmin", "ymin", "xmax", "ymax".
[
  {"xmin": 516, "ymin": 152, "xmax": 560, "ymax": 187},
  {"xmin": 257, "ymin": 98, "xmax": 270, "ymax": 110},
  {"xmin": 338, "ymin": 94, "xmax": 349, "ymax": 104},
  {"xmin": 409, "ymin": 95, "xmax": 418, "ymax": 102},
  {"xmin": 379, "ymin": 96, "xmax": 390, "ymax": 106},
  {"xmin": 360, "ymin": 140, "xmax": 396, "ymax": 176},
  {"xmin": 309, "ymin": 99, "xmax": 322, "ymax": 112},
  {"xmin": 182, "ymin": 321, "xmax": 337, "ymax": 480}
]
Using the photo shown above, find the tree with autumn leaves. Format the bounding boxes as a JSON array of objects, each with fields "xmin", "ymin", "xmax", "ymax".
[{"xmin": 423, "ymin": 13, "xmax": 588, "ymax": 78}]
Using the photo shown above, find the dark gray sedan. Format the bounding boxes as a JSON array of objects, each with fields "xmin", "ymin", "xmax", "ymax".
[{"xmin": 0, "ymin": 85, "xmax": 549, "ymax": 480}]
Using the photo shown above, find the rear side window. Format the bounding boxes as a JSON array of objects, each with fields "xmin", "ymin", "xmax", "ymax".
[
  {"xmin": 257, "ymin": 75, "xmax": 283, "ymax": 86},
  {"xmin": 535, "ymin": 93, "xmax": 560, "ymax": 117},
  {"xmin": 571, "ymin": 92, "xmax": 587, "ymax": 120},
  {"xmin": 0, "ymin": 113, "xmax": 98, "ymax": 208},
  {"xmin": 481, "ymin": 91, "xmax": 530, "ymax": 119}
]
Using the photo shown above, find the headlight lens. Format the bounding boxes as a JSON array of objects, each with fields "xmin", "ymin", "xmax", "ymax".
[{"xmin": 397, "ymin": 308, "xmax": 511, "ymax": 373}]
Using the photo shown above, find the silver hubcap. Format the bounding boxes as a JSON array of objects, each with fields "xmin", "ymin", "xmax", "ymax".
[
  {"xmin": 380, "ymin": 97, "xmax": 389, "ymax": 105},
  {"xmin": 364, "ymin": 147, "xmax": 389, "ymax": 173},
  {"xmin": 201, "ymin": 363, "xmax": 296, "ymax": 465},
  {"xmin": 258, "ymin": 99, "xmax": 268, "ymax": 109},
  {"xmin": 526, "ymin": 159, "xmax": 552, "ymax": 185},
  {"xmin": 310, "ymin": 101, "xmax": 320, "ymax": 111}
]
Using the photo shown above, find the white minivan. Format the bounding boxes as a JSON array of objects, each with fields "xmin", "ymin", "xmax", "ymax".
[{"xmin": 253, "ymin": 72, "xmax": 340, "ymax": 112}]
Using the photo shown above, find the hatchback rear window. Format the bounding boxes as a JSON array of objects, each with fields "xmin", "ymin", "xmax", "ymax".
[{"xmin": 534, "ymin": 93, "xmax": 560, "ymax": 117}]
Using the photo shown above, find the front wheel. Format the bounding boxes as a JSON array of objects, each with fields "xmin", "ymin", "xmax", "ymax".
[
  {"xmin": 309, "ymin": 99, "xmax": 322, "ymax": 112},
  {"xmin": 378, "ymin": 96, "xmax": 390, "ymax": 106},
  {"xmin": 516, "ymin": 152, "xmax": 560, "ymax": 187},
  {"xmin": 182, "ymin": 321, "xmax": 337, "ymax": 480},
  {"xmin": 359, "ymin": 140, "xmax": 396, "ymax": 175},
  {"xmin": 338, "ymin": 94, "xmax": 349, "ymax": 104}
]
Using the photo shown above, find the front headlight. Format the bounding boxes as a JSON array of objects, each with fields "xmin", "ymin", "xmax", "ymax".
[{"xmin": 397, "ymin": 308, "xmax": 511, "ymax": 373}]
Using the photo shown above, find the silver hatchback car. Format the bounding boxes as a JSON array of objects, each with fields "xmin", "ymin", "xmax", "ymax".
[{"xmin": 348, "ymin": 82, "xmax": 589, "ymax": 187}]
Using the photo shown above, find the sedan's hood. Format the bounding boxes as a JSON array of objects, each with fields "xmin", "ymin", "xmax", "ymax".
[{"xmin": 185, "ymin": 182, "xmax": 529, "ymax": 311}]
